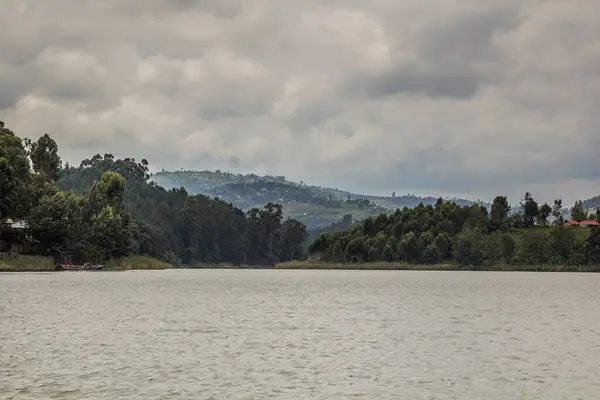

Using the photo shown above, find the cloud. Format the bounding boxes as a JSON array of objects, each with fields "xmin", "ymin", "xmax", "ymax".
[{"xmin": 1, "ymin": 0, "xmax": 599, "ymax": 205}]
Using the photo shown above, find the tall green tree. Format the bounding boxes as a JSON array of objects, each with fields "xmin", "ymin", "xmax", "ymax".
[
  {"xmin": 586, "ymin": 228, "xmax": 600, "ymax": 263},
  {"xmin": 537, "ymin": 203, "xmax": 552, "ymax": 226},
  {"xmin": 279, "ymin": 218, "xmax": 308, "ymax": 261},
  {"xmin": 27, "ymin": 134, "xmax": 62, "ymax": 182},
  {"xmin": 548, "ymin": 227, "xmax": 577, "ymax": 264},
  {"xmin": 26, "ymin": 192, "xmax": 83, "ymax": 258},
  {"xmin": 89, "ymin": 205, "xmax": 131, "ymax": 261},
  {"xmin": 453, "ymin": 230, "xmax": 488, "ymax": 268},
  {"xmin": 88, "ymin": 172, "xmax": 126, "ymax": 212},
  {"xmin": 551, "ymin": 199, "xmax": 564, "ymax": 225},
  {"xmin": 0, "ymin": 121, "xmax": 31, "ymax": 220},
  {"xmin": 490, "ymin": 196, "xmax": 510, "ymax": 231},
  {"xmin": 520, "ymin": 192, "xmax": 539, "ymax": 228},
  {"xmin": 571, "ymin": 200, "xmax": 588, "ymax": 222},
  {"xmin": 259, "ymin": 202, "xmax": 284, "ymax": 262}
]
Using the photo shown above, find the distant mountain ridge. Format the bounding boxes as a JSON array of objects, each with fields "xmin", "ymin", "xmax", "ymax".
[
  {"xmin": 583, "ymin": 195, "xmax": 600, "ymax": 212},
  {"xmin": 152, "ymin": 170, "xmax": 488, "ymax": 229}
]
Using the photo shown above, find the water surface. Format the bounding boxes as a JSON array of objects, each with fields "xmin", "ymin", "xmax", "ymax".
[{"xmin": 2, "ymin": 270, "xmax": 600, "ymax": 399}]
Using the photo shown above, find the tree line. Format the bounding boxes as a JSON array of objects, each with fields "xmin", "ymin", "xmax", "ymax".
[
  {"xmin": 309, "ymin": 195, "xmax": 600, "ymax": 268},
  {"xmin": 0, "ymin": 121, "xmax": 307, "ymax": 266}
]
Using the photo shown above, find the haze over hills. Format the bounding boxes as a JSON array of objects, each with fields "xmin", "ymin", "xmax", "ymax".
[
  {"xmin": 152, "ymin": 170, "xmax": 488, "ymax": 229},
  {"xmin": 583, "ymin": 195, "xmax": 600, "ymax": 213}
]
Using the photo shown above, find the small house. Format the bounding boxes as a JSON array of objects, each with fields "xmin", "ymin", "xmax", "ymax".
[
  {"xmin": 1, "ymin": 218, "xmax": 36, "ymax": 254},
  {"xmin": 564, "ymin": 219, "xmax": 599, "ymax": 228}
]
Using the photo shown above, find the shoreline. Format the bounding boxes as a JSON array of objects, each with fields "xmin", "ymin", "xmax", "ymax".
[
  {"xmin": 3, "ymin": 263, "xmax": 600, "ymax": 273},
  {"xmin": 274, "ymin": 261, "xmax": 600, "ymax": 272},
  {"xmin": 0, "ymin": 255, "xmax": 175, "ymax": 273},
  {"xmin": 2, "ymin": 255, "xmax": 599, "ymax": 273}
]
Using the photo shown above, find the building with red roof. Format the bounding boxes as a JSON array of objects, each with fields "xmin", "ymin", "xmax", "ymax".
[{"xmin": 564, "ymin": 219, "xmax": 599, "ymax": 227}]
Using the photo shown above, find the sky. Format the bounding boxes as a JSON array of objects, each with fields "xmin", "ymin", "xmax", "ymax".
[{"xmin": 1, "ymin": 0, "xmax": 599, "ymax": 205}]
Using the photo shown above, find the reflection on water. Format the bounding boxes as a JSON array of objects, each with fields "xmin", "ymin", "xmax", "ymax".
[{"xmin": 2, "ymin": 270, "xmax": 600, "ymax": 399}]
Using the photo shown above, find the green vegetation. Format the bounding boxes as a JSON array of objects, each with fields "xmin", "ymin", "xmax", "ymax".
[
  {"xmin": 0, "ymin": 255, "xmax": 56, "ymax": 272},
  {"xmin": 104, "ymin": 256, "xmax": 175, "ymax": 271},
  {"xmin": 306, "ymin": 194, "xmax": 600, "ymax": 270},
  {"xmin": 153, "ymin": 170, "xmax": 484, "ymax": 229},
  {"xmin": 275, "ymin": 260, "xmax": 456, "ymax": 270},
  {"xmin": 0, "ymin": 121, "xmax": 308, "ymax": 269},
  {"xmin": 275, "ymin": 260, "xmax": 599, "ymax": 272}
]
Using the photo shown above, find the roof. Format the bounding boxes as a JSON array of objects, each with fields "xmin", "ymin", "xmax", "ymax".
[
  {"xmin": 564, "ymin": 219, "xmax": 579, "ymax": 225},
  {"xmin": 580, "ymin": 220, "xmax": 600, "ymax": 226},
  {"xmin": 11, "ymin": 220, "xmax": 29, "ymax": 229},
  {"xmin": 2, "ymin": 218, "xmax": 29, "ymax": 229}
]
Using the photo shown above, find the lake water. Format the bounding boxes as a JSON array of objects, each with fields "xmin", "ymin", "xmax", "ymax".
[{"xmin": 1, "ymin": 270, "xmax": 600, "ymax": 399}]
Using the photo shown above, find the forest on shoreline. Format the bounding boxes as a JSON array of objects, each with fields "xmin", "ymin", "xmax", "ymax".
[
  {"xmin": 1, "ymin": 121, "xmax": 307, "ymax": 267},
  {"xmin": 308, "ymin": 195, "xmax": 600, "ymax": 269}
]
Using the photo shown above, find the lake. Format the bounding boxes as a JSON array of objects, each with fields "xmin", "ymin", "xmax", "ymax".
[{"xmin": 1, "ymin": 270, "xmax": 600, "ymax": 399}]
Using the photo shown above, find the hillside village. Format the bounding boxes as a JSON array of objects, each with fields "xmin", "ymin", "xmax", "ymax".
[{"xmin": 152, "ymin": 170, "xmax": 485, "ymax": 230}]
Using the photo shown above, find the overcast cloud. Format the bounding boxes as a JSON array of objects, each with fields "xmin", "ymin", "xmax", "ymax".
[{"xmin": 1, "ymin": 0, "xmax": 599, "ymax": 204}]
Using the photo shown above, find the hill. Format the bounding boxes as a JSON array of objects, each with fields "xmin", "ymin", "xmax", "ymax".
[
  {"xmin": 152, "ymin": 170, "xmax": 486, "ymax": 229},
  {"xmin": 583, "ymin": 195, "xmax": 600, "ymax": 213}
]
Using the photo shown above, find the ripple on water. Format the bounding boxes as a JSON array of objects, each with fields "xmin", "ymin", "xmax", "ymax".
[{"xmin": 1, "ymin": 270, "xmax": 600, "ymax": 399}]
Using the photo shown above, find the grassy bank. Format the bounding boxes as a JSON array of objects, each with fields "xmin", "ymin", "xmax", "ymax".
[
  {"xmin": 509, "ymin": 226, "xmax": 591, "ymax": 241},
  {"xmin": 275, "ymin": 260, "xmax": 457, "ymax": 270},
  {"xmin": 4, "ymin": 256, "xmax": 597, "ymax": 273},
  {"xmin": 104, "ymin": 256, "xmax": 175, "ymax": 271},
  {"xmin": 275, "ymin": 260, "xmax": 600, "ymax": 272},
  {"xmin": 0, "ymin": 255, "xmax": 175, "ymax": 272},
  {"xmin": 0, "ymin": 255, "xmax": 56, "ymax": 272},
  {"xmin": 188, "ymin": 262, "xmax": 266, "ymax": 269}
]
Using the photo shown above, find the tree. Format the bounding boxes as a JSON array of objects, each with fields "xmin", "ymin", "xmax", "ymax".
[
  {"xmin": 381, "ymin": 244, "xmax": 393, "ymax": 261},
  {"xmin": 88, "ymin": 172, "xmax": 126, "ymax": 211},
  {"xmin": 89, "ymin": 205, "xmax": 131, "ymax": 261},
  {"xmin": 434, "ymin": 232, "xmax": 451, "ymax": 259},
  {"xmin": 498, "ymin": 233, "xmax": 516, "ymax": 263},
  {"xmin": 27, "ymin": 192, "xmax": 84, "ymax": 260},
  {"xmin": 0, "ymin": 121, "xmax": 31, "ymax": 220},
  {"xmin": 453, "ymin": 230, "xmax": 487, "ymax": 268},
  {"xmin": 417, "ymin": 231, "xmax": 435, "ymax": 253},
  {"xmin": 28, "ymin": 133, "xmax": 62, "ymax": 182},
  {"xmin": 586, "ymin": 228, "xmax": 600, "ymax": 264},
  {"xmin": 537, "ymin": 203, "xmax": 552, "ymax": 226},
  {"xmin": 515, "ymin": 231, "xmax": 549, "ymax": 265},
  {"xmin": 551, "ymin": 199, "xmax": 564, "ymax": 225},
  {"xmin": 548, "ymin": 227, "xmax": 577, "ymax": 264},
  {"xmin": 520, "ymin": 192, "xmax": 539, "ymax": 228},
  {"xmin": 421, "ymin": 244, "xmax": 440, "ymax": 264},
  {"xmin": 260, "ymin": 202, "xmax": 284, "ymax": 262},
  {"xmin": 0, "ymin": 157, "xmax": 14, "ymax": 220},
  {"xmin": 279, "ymin": 218, "xmax": 307, "ymax": 261},
  {"xmin": 490, "ymin": 196, "xmax": 510, "ymax": 230},
  {"xmin": 571, "ymin": 200, "xmax": 587, "ymax": 222},
  {"xmin": 345, "ymin": 237, "xmax": 367, "ymax": 262},
  {"xmin": 398, "ymin": 232, "xmax": 419, "ymax": 262}
]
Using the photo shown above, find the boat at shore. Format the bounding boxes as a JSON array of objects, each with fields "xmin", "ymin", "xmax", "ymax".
[{"xmin": 56, "ymin": 263, "xmax": 103, "ymax": 271}]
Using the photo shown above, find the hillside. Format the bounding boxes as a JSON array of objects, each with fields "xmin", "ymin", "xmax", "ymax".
[
  {"xmin": 583, "ymin": 195, "xmax": 600, "ymax": 212},
  {"xmin": 152, "ymin": 170, "xmax": 486, "ymax": 229}
]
